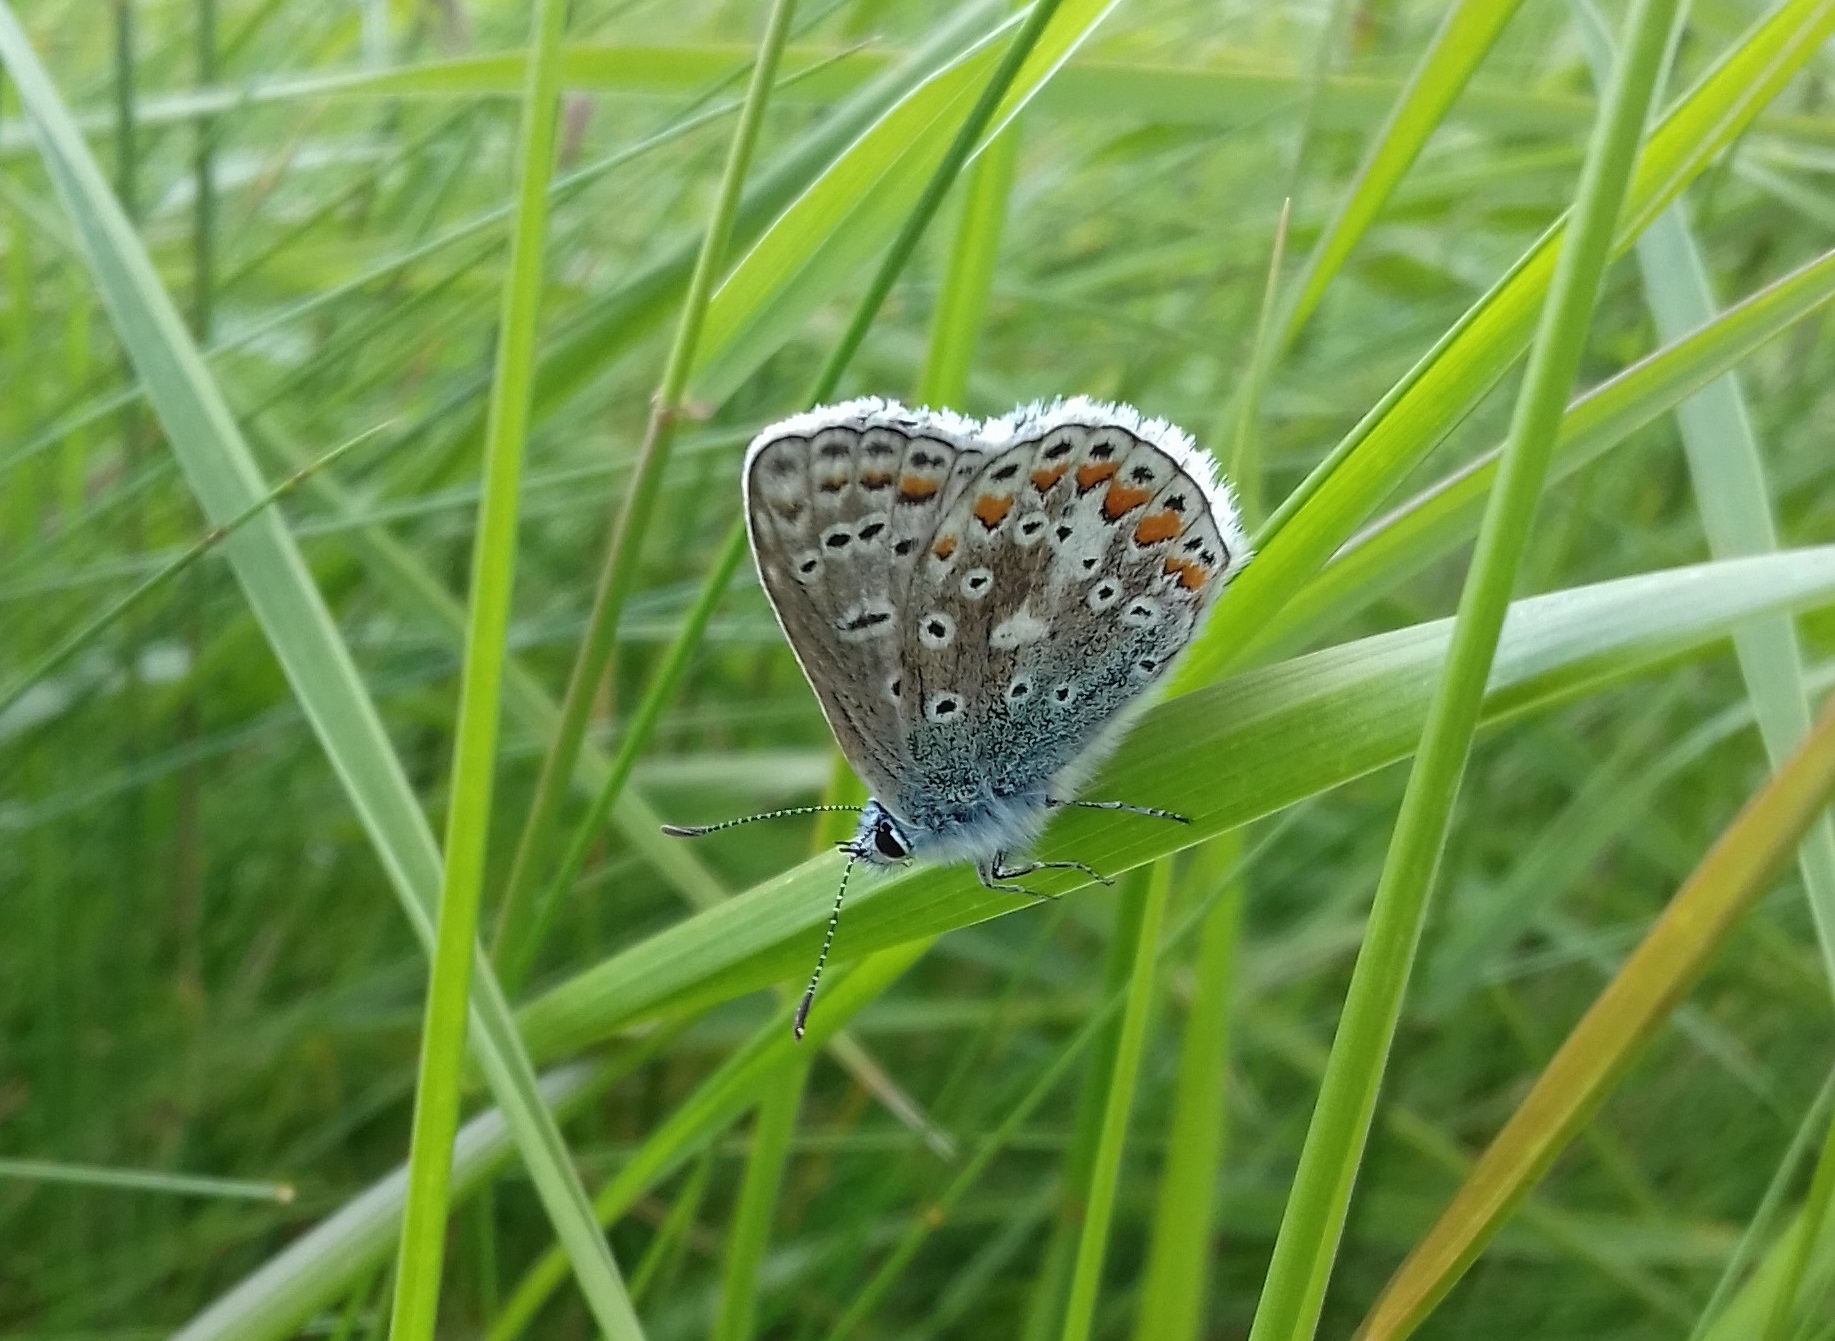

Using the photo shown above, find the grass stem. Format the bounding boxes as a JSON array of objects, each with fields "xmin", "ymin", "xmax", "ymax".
[{"xmin": 1245, "ymin": 3, "xmax": 1681, "ymax": 1336}]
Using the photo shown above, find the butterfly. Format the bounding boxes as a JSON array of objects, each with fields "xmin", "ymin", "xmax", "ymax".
[{"xmin": 665, "ymin": 396, "xmax": 1249, "ymax": 1035}]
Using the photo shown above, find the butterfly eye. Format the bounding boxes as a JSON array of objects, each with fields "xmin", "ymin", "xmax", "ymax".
[{"xmin": 873, "ymin": 823, "xmax": 910, "ymax": 860}]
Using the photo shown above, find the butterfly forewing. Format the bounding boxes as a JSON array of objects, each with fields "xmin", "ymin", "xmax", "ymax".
[{"xmin": 743, "ymin": 400, "xmax": 988, "ymax": 804}]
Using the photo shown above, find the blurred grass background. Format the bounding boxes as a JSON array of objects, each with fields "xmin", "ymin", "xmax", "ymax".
[{"xmin": 3, "ymin": 0, "xmax": 1835, "ymax": 1338}]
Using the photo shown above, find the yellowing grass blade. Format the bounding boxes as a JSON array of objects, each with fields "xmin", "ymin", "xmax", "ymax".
[{"xmin": 1356, "ymin": 696, "xmax": 1835, "ymax": 1340}]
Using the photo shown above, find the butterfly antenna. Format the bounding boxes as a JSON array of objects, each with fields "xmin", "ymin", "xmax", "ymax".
[
  {"xmin": 660, "ymin": 804, "xmax": 865, "ymax": 838},
  {"xmin": 794, "ymin": 853, "xmax": 857, "ymax": 1041}
]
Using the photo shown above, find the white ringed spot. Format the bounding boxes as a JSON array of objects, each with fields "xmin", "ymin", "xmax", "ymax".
[
  {"xmin": 918, "ymin": 611, "xmax": 957, "ymax": 649},
  {"xmin": 925, "ymin": 690, "xmax": 964, "ymax": 722}
]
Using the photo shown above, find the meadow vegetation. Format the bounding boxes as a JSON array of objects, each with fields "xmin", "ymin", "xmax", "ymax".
[{"xmin": 4, "ymin": 0, "xmax": 1835, "ymax": 1338}]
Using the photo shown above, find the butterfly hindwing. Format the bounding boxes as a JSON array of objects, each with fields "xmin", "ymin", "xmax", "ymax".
[
  {"xmin": 895, "ymin": 402, "xmax": 1244, "ymax": 823},
  {"xmin": 743, "ymin": 400, "xmax": 987, "ymax": 804}
]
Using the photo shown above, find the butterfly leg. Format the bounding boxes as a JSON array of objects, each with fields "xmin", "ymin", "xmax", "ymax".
[
  {"xmin": 979, "ymin": 854, "xmax": 1114, "ymax": 900},
  {"xmin": 1049, "ymin": 798, "xmax": 1192, "ymax": 825},
  {"xmin": 977, "ymin": 856, "xmax": 1050, "ymax": 900}
]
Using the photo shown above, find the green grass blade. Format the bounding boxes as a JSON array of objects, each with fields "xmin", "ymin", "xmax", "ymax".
[
  {"xmin": 1244, "ymin": 4, "xmax": 1678, "ymax": 1334},
  {"xmin": 1022, "ymin": 880, "xmax": 1148, "ymax": 1341},
  {"xmin": 489, "ymin": 0, "xmax": 798, "ymax": 991},
  {"xmin": 488, "ymin": 946, "xmax": 930, "ymax": 1341},
  {"xmin": 1566, "ymin": 0, "xmax": 1835, "ymax": 997},
  {"xmin": 408, "ymin": 3, "xmax": 1003, "ymax": 500},
  {"xmin": 1686, "ymin": 1071, "xmax": 1835, "ymax": 1341},
  {"xmin": 1177, "ymin": 0, "xmax": 1835, "ymax": 689},
  {"xmin": 1764, "ymin": 1106, "xmax": 1835, "ymax": 1340},
  {"xmin": 1633, "ymin": 211, "xmax": 1835, "ymax": 977},
  {"xmin": 828, "ymin": 820, "xmax": 1291, "ymax": 1341},
  {"xmin": 512, "ymin": 523, "xmax": 749, "ymax": 969},
  {"xmin": 628, "ymin": 1153, "xmax": 713, "ymax": 1307},
  {"xmin": 0, "ymin": 421, "xmax": 382, "ymax": 722},
  {"xmin": 260, "ymin": 439, "xmax": 729, "ymax": 914},
  {"xmin": 1357, "ymin": 694, "xmax": 1835, "ymax": 1339},
  {"xmin": 518, "ymin": 548, "xmax": 1835, "ymax": 1060},
  {"xmin": 1280, "ymin": 0, "xmax": 1527, "ymax": 344},
  {"xmin": 689, "ymin": 0, "xmax": 1115, "ymax": 405},
  {"xmin": 1262, "ymin": 241, "xmax": 1835, "ymax": 658},
  {"xmin": 0, "ymin": 9, "xmax": 641, "ymax": 1333},
  {"xmin": 0, "ymin": 1157, "xmax": 293, "ymax": 1204},
  {"xmin": 1060, "ymin": 863, "xmax": 1169, "ymax": 1341},
  {"xmin": 169, "ymin": 1062, "xmax": 632, "ymax": 1341},
  {"xmin": 385, "ymin": 4, "xmax": 615, "ymax": 1340},
  {"xmin": 917, "ymin": 116, "xmax": 1018, "ymax": 408},
  {"xmin": 1701, "ymin": 1197, "xmax": 1835, "ymax": 1341},
  {"xmin": 712, "ymin": 1058, "xmax": 810, "ymax": 1341},
  {"xmin": 1132, "ymin": 837, "xmax": 1245, "ymax": 1341}
]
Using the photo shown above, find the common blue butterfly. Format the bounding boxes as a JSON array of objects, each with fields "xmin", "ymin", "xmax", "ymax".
[{"xmin": 666, "ymin": 397, "xmax": 1249, "ymax": 1034}]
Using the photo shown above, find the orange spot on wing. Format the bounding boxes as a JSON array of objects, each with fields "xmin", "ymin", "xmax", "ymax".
[
  {"xmin": 1075, "ymin": 460, "xmax": 1119, "ymax": 492},
  {"xmin": 1133, "ymin": 510, "xmax": 1183, "ymax": 545},
  {"xmin": 1031, "ymin": 463, "xmax": 1067, "ymax": 491},
  {"xmin": 1163, "ymin": 557, "xmax": 1210, "ymax": 591},
  {"xmin": 973, "ymin": 493, "xmax": 1014, "ymax": 529},
  {"xmin": 898, "ymin": 476, "xmax": 940, "ymax": 501},
  {"xmin": 859, "ymin": 470, "xmax": 894, "ymax": 489},
  {"xmin": 1102, "ymin": 484, "xmax": 1152, "ymax": 519},
  {"xmin": 933, "ymin": 535, "xmax": 957, "ymax": 560}
]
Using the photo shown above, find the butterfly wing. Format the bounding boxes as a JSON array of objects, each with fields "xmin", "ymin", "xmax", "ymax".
[
  {"xmin": 893, "ymin": 398, "xmax": 1249, "ymax": 817},
  {"xmin": 743, "ymin": 398, "xmax": 989, "ymax": 805}
]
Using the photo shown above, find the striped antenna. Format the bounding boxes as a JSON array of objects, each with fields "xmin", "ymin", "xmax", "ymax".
[
  {"xmin": 660, "ymin": 804, "xmax": 865, "ymax": 838},
  {"xmin": 795, "ymin": 852, "xmax": 858, "ymax": 1041}
]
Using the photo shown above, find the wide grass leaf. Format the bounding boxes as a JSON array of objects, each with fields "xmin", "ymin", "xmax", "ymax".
[{"xmin": 519, "ymin": 547, "xmax": 1835, "ymax": 1060}]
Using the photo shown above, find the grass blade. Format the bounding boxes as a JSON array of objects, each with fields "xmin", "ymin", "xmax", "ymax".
[
  {"xmin": 0, "ymin": 422, "xmax": 381, "ymax": 723},
  {"xmin": 1131, "ymin": 837, "xmax": 1245, "ymax": 1341},
  {"xmin": 1764, "ymin": 1106, "xmax": 1835, "ymax": 1340},
  {"xmin": 1262, "ymin": 242, "xmax": 1835, "ymax": 659},
  {"xmin": 689, "ymin": 0, "xmax": 1113, "ymax": 404},
  {"xmin": 917, "ymin": 114, "xmax": 1018, "ymax": 408},
  {"xmin": 170, "ymin": 1062, "xmax": 638, "ymax": 1341},
  {"xmin": 1686, "ymin": 1071, "xmax": 1835, "ymax": 1341},
  {"xmin": 1022, "ymin": 880, "xmax": 1148, "ymax": 1341},
  {"xmin": 518, "ymin": 548, "xmax": 1835, "ymax": 1061},
  {"xmin": 1249, "ymin": 4, "xmax": 1679, "ymax": 1331},
  {"xmin": 385, "ymin": 3, "xmax": 619, "ymax": 1340},
  {"xmin": 0, "ymin": 1158, "xmax": 292, "ymax": 1204},
  {"xmin": 1563, "ymin": 0, "xmax": 1835, "ymax": 998},
  {"xmin": 0, "ymin": 8, "xmax": 639, "ymax": 1333},
  {"xmin": 1177, "ymin": 0, "xmax": 1835, "ymax": 689},
  {"xmin": 1059, "ymin": 863, "xmax": 1170, "ymax": 1341},
  {"xmin": 712, "ymin": 1057, "xmax": 810, "ymax": 1341},
  {"xmin": 1356, "ymin": 694, "xmax": 1835, "ymax": 1339},
  {"xmin": 489, "ymin": 0, "xmax": 800, "ymax": 986},
  {"xmin": 1280, "ymin": 0, "xmax": 1528, "ymax": 345},
  {"xmin": 488, "ymin": 946, "xmax": 930, "ymax": 1341}
]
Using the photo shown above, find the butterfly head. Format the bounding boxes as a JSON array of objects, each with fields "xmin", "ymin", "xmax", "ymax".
[{"xmin": 843, "ymin": 799, "xmax": 919, "ymax": 867}]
